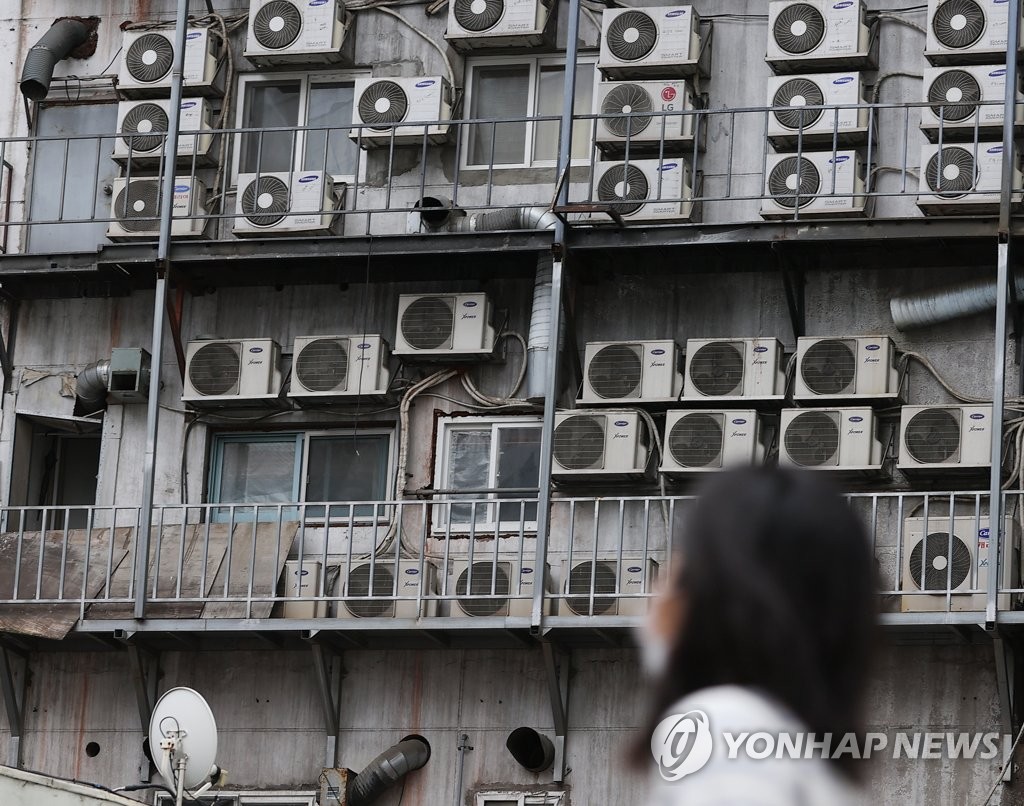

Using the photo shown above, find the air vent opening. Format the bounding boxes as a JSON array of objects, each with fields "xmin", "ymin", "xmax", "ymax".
[
  {"xmin": 454, "ymin": 0, "xmax": 506, "ymax": 32},
  {"xmin": 928, "ymin": 70, "xmax": 982, "ymax": 122},
  {"xmin": 120, "ymin": 103, "xmax": 168, "ymax": 152},
  {"xmin": 358, "ymin": 80, "xmax": 410, "ymax": 130},
  {"xmin": 189, "ymin": 342, "xmax": 241, "ymax": 396},
  {"xmin": 800, "ymin": 339, "xmax": 856, "ymax": 395},
  {"xmin": 456, "ymin": 561, "xmax": 511, "ymax": 616},
  {"xmin": 296, "ymin": 339, "xmax": 349, "ymax": 393},
  {"xmin": 126, "ymin": 33, "xmax": 175, "ymax": 83},
  {"xmin": 931, "ymin": 0, "xmax": 986, "ymax": 50},
  {"xmin": 345, "ymin": 563, "xmax": 396, "ymax": 618},
  {"xmin": 905, "ymin": 408, "xmax": 961, "ymax": 464},
  {"xmin": 606, "ymin": 11, "xmax": 659, "ymax": 62},
  {"xmin": 772, "ymin": 77, "xmax": 825, "ymax": 130},
  {"xmin": 401, "ymin": 296, "xmax": 455, "ymax": 350},
  {"xmin": 908, "ymin": 532, "xmax": 972, "ymax": 590},
  {"xmin": 253, "ymin": 0, "xmax": 303, "ymax": 50},
  {"xmin": 668, "ymin": 413, "xmax": 724, "ymax": 468},
  {"xmin": 113, "ymin": 179, "xmax": 162, "ymax": 232},
  {"xmin": 565, "ymin": 561, "xmax": 618, "ymax": 615},
  {"xmin": 588, "ymin": 344, "xmax": 643, "ymax": 399},
  {"xmin": 768, "ymin": 156, "xmax": 821, "ymax": 209},
  {"xmin": 784, "ymin": 410, "xmax": 840, "ymax": 467},
  {"xmin": 597, "ymin": 163, "xmax": 650, "ymax": 216},
  {"xmin": 553, "ymin": 416, "xmax": 606, "ymax": 470},
  {"xmin": 602, "ymin": 84, "xmax": 654, "ymax": 137},
  {"xmin": 773, "ymin": 3, "xmax": 826, "ymax": 55},
  {"xmin": 688, "ymin": 342, "xmax": 744, "ymax": 397},
  {"xmin": 925, "ymin": 147, "xmax": 977, "ymax": 198},
  {"xmin": 241, "ymin": 175, "xmax": 290, "ymax": 227}
]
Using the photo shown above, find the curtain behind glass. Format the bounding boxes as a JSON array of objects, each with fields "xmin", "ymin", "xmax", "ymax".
[
  {"xmin": 468, "ymin": 65, "xmax": 530, "ymax": 165},
  {"xmin": 241, "ymin": 82, "xmax": 301, "ymax": 173},
  {"xmin": 304, "ymin": 82, "xmax": 359, "ymax": 177},
  {"xmin": 534, "ymin": 64, "xmax": 594, "ymax": 163}
]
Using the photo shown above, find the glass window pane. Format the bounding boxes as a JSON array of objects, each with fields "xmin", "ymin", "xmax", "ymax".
[
  {"xmin": 468, "ymin": 65, "xmax": 530, "ymax": 165},
  {"xmin": 215, "ymin": 437, "xmax": 298, "ymax": 504},
  {"xmin": 446, "ymin": 429, "xmax": 492, "ymax": 524},
  {"xmin": 240, "ymin": 82, "xmax": 301, "ymax": 173},
  {"xmin": 306, "ymin": 434, "xmax": 390, "ymax": 517},
  {"xmin": 304, "ymin": 82, "xmax": 360, "ymax": 177},
  {"xmin": 534, "ymin": 64, "xmax": 594, "ymax": 163},
  {"xmin": 495, "ymin": 426, "xmax": 540, "ymax": 523}
]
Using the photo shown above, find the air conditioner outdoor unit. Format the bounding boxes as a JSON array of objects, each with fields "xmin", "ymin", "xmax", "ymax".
[
  {"xmin": 765, "ymin": 72, "xmax": 869, "ymax": 147},
  {"xmin": 595, "ymin": 80, "xmax": 699, "ymax": 153},
  {"xmin": 682, "ymin": 338, "xmax": 785, "ymax": 400},
  {"xmin": 118, "ymin": 27, "xmax": 219, "ymax": 98},
  {"xmin": 552, "ymin": 410, "xmax": 651, "ymax": 479},
  {"xmin": 660, "ymin": 409, "xmax": 766, "ymax": 474},
  {"xmin": 766, "ymin": 0, "xmax": 873, "ymax": 71},
  {"xmin": 337, "ymin": 559, "xmax": 437, "ymax": 618},
  {"xmin": 182, "ymin": 338, "xmax": 282, "ymax": 404},
  {"xmin": 793, "ymin": 335, "xmax": 901, "ymax": 401},
  {"xmin": 901, "ymin": 515, "xmax": 1020, "ymax": 612},
  {"xmin": 289, "ymin": 335, "xmax": 391, "ymax": 399},
  {"xmin": 112, "ymin": 98, "xmax": 215, "ymax": 165},
  {"xmin": 917, "ymin": 142, "xmax": 1022, "ymax": 214},
  {"xmin": 245, "ymin": 0, "xmax": 351, "ymax": 65},
  {"xmin": 107, "ymin": 177, "xmax": 208, "ymax": 241},
  {"xmin": 926, "ymin": 0, "xmax": 1024, "ymax": 65},
  {"xmin": 898, "ymin": 404, "xmax": 993, "ymax": 474},
  {"xmin": 558, "ymin": 557, "xmax": 658, "ymax": 616},
  {"xmin": 281, "ymin": 559, "xmax": 326, "ymax": 618},
  {"xmin": 393, "ymin": 293, "xmax": 496, "ymax": 359},
  {"xmin": 921, "ymin": 65, "xmax": 1024, "ymax": 141},
  {"xmin": 233, "ymin": 171, "xmax": 341, "ymax": 236},
  {"xmin": 579, "ymin": 340, "xmax": 682, "ymax": 404},
  {"xmin": 350, "ymin": 77, "xmax": 452, "ymax": 148},
  {"xmin": 760, "ymin": 151, "xmax": 866, "ymax": 219},
  {"xmin": 449, "ymin": 559, "xmax": 546, "ymax": 617},
  {"xmin": 593, "ymin": 159, "xmax": 694, "ymax": 222},
  {"xmin": 778, "ymin": 407, "xmax": 883, "ymax": 471},
  {"xmin": 598, "ymin": 6, "xmax": 707, "ymax": 80},
  {"xmin": 445, "ymin": 0, "xmax": 555, "ymax": 50}
]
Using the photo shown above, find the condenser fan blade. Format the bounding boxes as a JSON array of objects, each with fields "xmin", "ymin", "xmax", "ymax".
[
  {"xmin": 606, "ymin": 11, "xmax": 658, "ymax": 62},
  {"xmin": 121, "ymin": 103, "xmax": 169, "ymax": 153},
  {"xmin": 453, "ymin": 0, "xmax": 505, "ymax": 32},
  {"xmin": 926, "ymin": 147, "xmax": 976, "ymax": 197},
  {"xmin": 126, "ymin": 33, "xmax": 174, "ymax": 83},
  {"xmin": 784, "ymin": 411, "xmax": 840, "ymax": 467},
  {"xmin": 114, "ymin": 179, "xmax": 162, "ymax": 232},
  {"xmin": 588, "ymin": 344, "xmax": 643, "ymax": 399},
  {"xmin": 253, "ymin": 0, "xmax": 303, "ymax": 50},
  {"xmin": 772, "ymin": 77, "xmax": 825, "ymax": 131},
  {"xmin": 241, "ymin": 175, "xmax": 290, "ymax": 227},
  {"xmin": 597, "ymin": 163, "xmax": 650, "ymax": 216},
  {"xmin": 668, "ymin": 413, "xmax": 724, "ymax": 468},
  {"xmin": 931, "ymin": 0, "xmax": 986, "ymax": 50},
  {"xmin": 358, "ymin": 81, "xmax": 409, "ymax": 130},
  {"xmin": 928, "ymin": 70, "xmax": 982, "ymax": 123},
  {"xmin": 773, "ymin": 3, "xmax": 826, "ymax": 55},
  {"xmin": 602, "ymin": 83, "xmax": 654, "ymax": 138},
  {"xmin": 905, "ymin": 409, "xmax": 960, "ymax": 464},
  {"xmin": 800, "ymin": 339, "xmax": 856, "ymax": 395},
  {"xmin": 768, "ymin": 156, "xmax": 820, "ymax": 209},
  {"xmin": 909, "ymin": 533, "xmax": 972, "ymax": 590}
]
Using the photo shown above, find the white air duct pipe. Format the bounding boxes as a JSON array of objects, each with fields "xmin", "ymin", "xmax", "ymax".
[{"xmin": 890, "ymin": 274, "xmax": 1024, "ymax": 330}]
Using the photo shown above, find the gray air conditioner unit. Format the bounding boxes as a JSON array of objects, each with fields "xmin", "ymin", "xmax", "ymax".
[
  {"xmin": 760, "ymin": 151, "xmax": 866, "ymax": 219},
  {"xmin": 593, "ymin": 158, "xmax": 695, "ymax": 222},
  {"xmin": 766, "ymin": 0, "xmax": 874, "ymax": 72},
  {"xmin": 793, "ymin": 335, "xmax": 901, "ymax": 402},
  {"xmin": 552, "ymin": 410, "xmax": 651, "ymax": 479},
  {"xmin": 660, "ymin": 410, "xmax": 766, "ymax": 475},
  {"xmin": 245, "ymin": 0, "xmax": 352, "ymax": 66},
  {"xmin": 558, "ymin": 556, "xmax": 658, "ymax": 616},
  {"xmin": 579, "ymin": 340, "xmax": 682, "ymax": 404},
  {"xmin": 182, "ymin": 338, "xmax": 282, "ymax": 405},
  {"xmin": 118, "ymin": 26, "xmax": 219, "ymax": 98},
  {"xmin": 107, "ymin": 177, "xmax": 208, "ymax": 242},
  {"xmin": 778, "ymin": 407, "xmax": 883, "ymax": 471},
  {"xmin": 445, "ymin": 0, "xmax": 556, "ymax": 51},
  {"xmin": 926, "ymin": 0, "xmax": 1024, "ymax": 65},
  {"xmin": 289, "ymin": 335, "xmax": 391, "ymax": 399},
  {"xmin": 765, "ymin": 72, "xmax": 869, "ymax": 148},
  {"xmin": 898, "ymin": 404, "xmax": 993, "ymax": 474},
  {"xmin": 233, "ymin": 171, "xmax": 341, "ymax": 236},
  {"xmin": 338, "ymin": 559, "xmax": 437, "ymax": 618},
  {"xmin": 683, "ymin": 338, "xmax": 785, "ymax": 400},
  {"xmin": 917, "ymin": 143, "xmax": 1023, "ymax": 215},
  {"xmin": 449, "ymin": 560, "xmax": 546, "ymax": 617},
  {"xmin": 393, "ymin": 293, "xmax": 496, "ymax": 359},
  {"xmin": 350, "ymin": 77, "xmax": 453, "ymax": 148},
  {"xmin": 921, "ymin": 65, "xmax": 1024, "ymax": 141},
  {"xmin": 598, "ymin": 5, "xmax": 707, "ymax": 80},
  {"xmin": 112, "ymin": 98, "xmax": 216, "ymax": 166},
  {"xmin": 595, "ymin": 80, "xmax": 699, "ymax": 153}
]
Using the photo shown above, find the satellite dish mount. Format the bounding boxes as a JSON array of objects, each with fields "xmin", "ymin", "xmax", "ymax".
[{"xmin": 148, "ymin": 687, "xmax": 225, "ymax": 806}]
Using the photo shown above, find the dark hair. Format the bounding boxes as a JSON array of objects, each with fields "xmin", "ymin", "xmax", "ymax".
[{"xmin": 634, "ymin": 467, "xmax": 878, "ymax": 780}]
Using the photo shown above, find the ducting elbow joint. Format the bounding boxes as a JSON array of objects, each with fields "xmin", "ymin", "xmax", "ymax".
[
  {"xmin": 76, "ymin": 359, "xmax": 109, "ymax": 409},
  {"xmin": 20, "ymin": 18, "xmax": 92, "ymax": 101},
  {"xmin": 348, "ymin": 736, "xmax": 431, "ymax": 806}
]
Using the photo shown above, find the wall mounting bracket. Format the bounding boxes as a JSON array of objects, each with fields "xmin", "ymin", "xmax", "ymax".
[
  {"xmin": 0, "ymin": 643, "xmax": 28, "ymax": 768},
  {"xmin": 542, "ymin": 641, "xmax": 571, "ymax": 782}
]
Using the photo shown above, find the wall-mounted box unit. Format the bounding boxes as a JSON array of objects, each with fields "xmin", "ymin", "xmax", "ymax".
[
  {"xmin": 289, "ymin": 335, "xmax": 390, "ymax": 399},
  {"xmin": 552, "ymin": 410, "xmax": 651, "ymax": 479},
  {"xmin": 917, "ymin": 142, "xmax": 1022, "ymax": 215},
  {"xmin": 182, "ymin": 338, "xmax": 282, "ymax": 405},
  {"xmin": 350, "ymin": 77, "xmax": 452, "ymax": 148},
  {"xmin": 579, "ymin": 340, "xmax": 682, "ymax": 404},
  {"xmin": 595, "ymin": 80, "xmax": 699, "ymax": 154},
  {"xmin": 778, "ymin": 407, "xmax": 883, "ymax": 471},
  {"xmin": 282, "ymin": 559, "xmax": 326, "ymax": 618},
  {"xmin": 598, "ymin": 6, "xmax": 708, "ymax": 80},
  {"xmin": 112, "ymin": 98, "xmax": 216, "ymax": 166},
  {"xmin": 926, "ymin": 0, "xmax": 1024, "ymax": 65},
  {"xmin": 921, "ymin": 65, "xmax": 1024, "ymax": 141},
  {"xmin": 245, "ymin": 0, "xmax": 351, "ymax": 65},
  {"xmin": 765, "ymin": 72, "xmax": 869, "ymax": 147},
  {"xmin": 682, "ymin": 338, "xmax": 785, "ymax": 401},
  {"xmin": 337, "ymin": 559, "xmax": 437, "ymax": 618},
  {"xmin": 445, "ymin": 0, "xmax": 555, "ymax": 51},
  {"xmin": 593, "ymin": 158, "xmax": 695, "ymax": 222},
  {"xmin": 118, "ymin": 26, "xmax": 219, "ymax": 98},
  {"xmin": 233, "ymin": 171, "xmax": 341, "ymax": 236},
  {"xmin": 760, "ymin": 151, "xmax": 866, "ymax": 219},
  {"xmin": 448, "ymin": 560, "xmax": 547, "ymax": 617},
  {"xmin": 793, "ymin": 335, "xmax": 901, "ymax": 402},
  {"xmin": 558, "ymin": 556, "xmax": 658, "ymax": 616},
  {"xmin": 766, "ymin": 0, "xmax": 875, "ymax": 72},
  {"xmin": 107, "ymin": 347, "xmax": 152, "ymax": 404},
  {"xmin": 898, "ymin": 404, "xmax": 993, "ymax": 474},
  {"xmin": 107, "ymin": 177, "xmax": 208, "ymax": 241},
  {"xmin": 660, "ymin": 409, "xmax": 766, "ymax": 474},
  {"xmin": 393, "ymin": 293, "xmax": 496, "ymax": 360}
]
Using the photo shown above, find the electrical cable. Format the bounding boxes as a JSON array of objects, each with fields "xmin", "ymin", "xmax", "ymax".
[{"xmin": 977, "ymin": 719, "xmax": 1024, "ymax": 805}]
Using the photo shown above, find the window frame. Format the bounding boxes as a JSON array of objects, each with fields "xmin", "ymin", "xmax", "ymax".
[
  {"xmin": 475, "ymin": 792, "xmax": 566, "ymax": 806},
  {"xmin": 460, "ymin": 54, "xmax": 599, "ymax": 170},
  {"xmin": 156, "ymin": 794, "xmax": 316, "ymax": 806}
]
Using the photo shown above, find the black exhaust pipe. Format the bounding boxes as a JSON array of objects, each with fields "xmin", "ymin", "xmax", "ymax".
[
  {"xmin": 348, "ymin": 735, "xmax": 431, "ymax": 806},
  {"xmin": 20, "ymin": 18, "xmax": 93, "ymax": 101}
]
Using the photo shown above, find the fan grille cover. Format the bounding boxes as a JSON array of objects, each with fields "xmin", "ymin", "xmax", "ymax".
[
  {"xmin": 597, "ymin": 163, "xmax": 650, "ymax": 216},
  {"xmin": 800, "ymin": 339, "xmax": 856, "ymax": 395},
  {"xmin": 454, "ymin": 0, "xmax": 505, "ymax": 32},
  {"xmin": 925, "ymin": 146, "xmax": 977, "ymax": 198},
  {"xmin": 602, "ymin": 83, "xmax": 654, "ymax": 138},
  {"xmin": 588, "ymin": 344, "xmax": 643, "ymax": 399},
  {"xmin": 772, "ymin": 77, "xmax": 825, "ymax": 130},
  {"xmin": 401, "ymin": 296, "xmax": 454, "ymax": 350},
  {"xmin": 688, "ymin": 341, "xmax": 744, "ymax": 396},
  {"xmin": 188, "ymin": 342, "xmax": 241, "ymax": 396},
  {"xmin": 241, "ymin": 175, "xmax": 290, "ymax": 227},
  {"xmin": 113, "ymin": 179, "xmax": 162, "ymax": 232},
  {"xmin": 253, "ymin": 0, "xmax": 303, "ymax": 49},
  {"xmin": 784, "ymin": 411, "xmax": 840, "ymax": 467},
  {"xmin": 566, "ymin": 561, "xmax": 618, "ymax": 615},
  {"xmin": 606, "ymin": 11, "xmax": 659, "ymax": 62},
  {"xmin": 931, "ymin": 0, "xmax": 986, "ymax": 50},
  {"xmin": 768, "ymin": 156, "xmax": 821, "ymax": 209},
  {"xmin": 456, "ymin": 562, "xmax": 510, "ymax": 616},
  {"xmin": 669, "ymin": 413, "xmax": 724, "ymax": 468},
  {"xmin": 296, "ymin": 339, "xmax": 348, "ymax": 393},
  {"xmin": 126, "ymin": 33, "xmax": 175, "ymax": 83},
  {"xmin": 554, "ymin": 416, "xmax": 606, "ymax": 470},
  {"xmin": 928, "ymin": 69, "xmax": 982, "ymax": 123},
  {"xmin": 909, "ymin": 532, "xmax": 973, "ymax": 590},
  {"xmin": 905, "ymin": 408, "xmax": 961, "ymax": 464},
  {"xmin": 773, "ymin": 3, "xmax": 827, "ymax": 55},
  {"xmin": 120, "ymin": 103, "xmax": 168, "ymax": 153},
  {"xmin": 345, "ymin": 563, "xmax": 395, "ymax": 618},
  {"xmin": 358, "ymin": 81, "xmax": 410, "ymax": 130}
]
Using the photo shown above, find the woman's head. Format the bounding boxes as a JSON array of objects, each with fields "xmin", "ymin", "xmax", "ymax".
[{"xmin": 639, "ymin": 467, "xmax": 878, "ymax": 778}]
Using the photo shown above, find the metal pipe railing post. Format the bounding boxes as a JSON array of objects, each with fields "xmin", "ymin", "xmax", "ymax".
[{"xmin": 134, "ymin": 0, "xmax": 190, "ymax": 619}]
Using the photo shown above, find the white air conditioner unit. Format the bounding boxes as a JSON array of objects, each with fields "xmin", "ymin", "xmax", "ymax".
[
  {"xmin": 281, "ymin": 560, "xmax": 326, "ymax": 618},
  {"xmin": 233, "ymin": 171, "xmax": 340, "ymax": 236},
  {"xmin": 926, "ymin": 0, "xmax": 1024, "ymax": 65},
  {"xmin": 245, "ymin": 0, "xmax": 351, "ymax": 65},
  {"xmin": 598, "ymin": 5, "xmax": 706, "ymax": 80},
  {"xmin": 552, "ymin": 410, "xmax": 651, "ymax": 479},
  {"xmin": 579, "ymin": 340, "xmax": 682, "ymax": 404},
  {"xmin": 112, "ymin": 99, "xmax": 215, "ymax": 165},
  {"xmin": 901, "ymin": 515, "xmax": 1020, "ymax": 612},
  {"xmin": 393, "ymin": 293, "xmax": 496, "ymax": 359},
  {"xmin": 766, "ymin": 0, "xmax": 873, "ymax": 71},
  {"xmin": 917, "ymin": 142, "xmax": 1022, "ymax": 214},
  {"xmin": 289, "ymin": 335, "xmax": 390, "ymax": 399},
  {"xmin": 766, "ymin": 72, "xmax": 868, "ymax": 146},
  {"xmin": 449, "ymin": 559, "xmax": 546, "ymax": 617},
  {"xmin": 794, "ymin": 335, "xmax": 900, "ymax": 401},
  {"xmin": 445, "ymin": 0, "xmax": 555, "ymax": 50},
  {"xmin": 898, "ymin": 404, "xmax": 993, "ymax": 474},
  {"xmin": 558, "ymin": 556, "xmax": 658, "ymax": 616},
  {"xmin": 350, "ymin": 77, "xmax": 452, "ymax": 148},
  {"xmin": 593, "ymin": 158, "xmax": 694, "ymax": 222},
  {"xmin": 760, "ymin": 150, "xmax": 866, "ymax": 219},
  {"xmin": 182, "ymin": 338, "xmax": 282, "ymax": 404},
  {"xmin": 921, "ymin": 65, "xmax": 1024, "ymax": 141},
  {"xmin": 660, "ymin": 409, "xmax": 766, "ymax": 474},
  {"xmin": 118, "ymin": 27, "xmax": 219, "ymax": 98},
  {"xmin": 337, "ymin": 559, "xmax": 437, "ymax": 618},
  {"xmin": 595, "ymin": 80, "xmax": 699, "ymax": 153},
  {"xmin": 683, "ymin": 338, "xmax": 785, "ymax": 400},
  {"xmin": 778, "ymin": 407, "xmax": 883, "ymax": 471},
  {"xmin": 107, "ymin": 177, "xmax": 208, "ymax": 241}
]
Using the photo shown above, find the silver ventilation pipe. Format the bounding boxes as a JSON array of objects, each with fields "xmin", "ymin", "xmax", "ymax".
[
  {"xmin": 451, "ymin": 206, "xmax": 558, "ymax": 232},
  {"xmin": 526, "ymin": 257, "xmax": 554, "ymax": 401},
  {"xmin": 348, "ymin": 736, "xmax": 431, "ymax": 806},
  {"xmin": 890, "ymin": 274, "xmax": 1024, "ymax": 330},
  {"xmin": 75, "ymin": 359, "xmax": 109, "ymax": 410}
]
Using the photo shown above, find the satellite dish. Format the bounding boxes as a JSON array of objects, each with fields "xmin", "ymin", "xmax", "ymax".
[{"xmin": 148, "ymin": 687, "xmax": 220, "ymax": 793}]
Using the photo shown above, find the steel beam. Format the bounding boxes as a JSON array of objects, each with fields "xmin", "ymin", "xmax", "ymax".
[
  {"xmin": 994, "ymin": 633, "xmax": 1017, "ymax": 782},
  {"xmin": 0, "ymin": 645, "xmax": 28, "ymax": 768},
  {"xmin": 541, "ymin": 642, "xmax": 570, "ymax": 783},
  {"xmin": 310, "ymin": 642, "xmax": 344, "ymax": 768},
  {"xmin": 125, "ymin": 643, "xmax": 160, "ymax": 781}
]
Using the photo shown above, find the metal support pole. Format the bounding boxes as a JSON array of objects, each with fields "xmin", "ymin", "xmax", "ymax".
[
  {"xmin": 452, "ymin": 733, "xmax": 471, "ymax": 806},
  {"xmin": 125, "ymin": 643, "xmax": 159, "ymax": 780},
  {"xmin": 994, "ymin": 633, "xmax": 1016, "ymax": 782},
  {"xmin": 310, "ymin": 643, "xmax": 343, "ymax": 767},
  {"xmin": 0, "ymin": 645, "xmax": 27, "ymax": 768},
  {"xmin": 542, "ymin": 642, "xmax": 570, "ymax": 782},
  {"xmin": 135, "ymin": 0, "xmax": 191, "ymax": 619}
]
